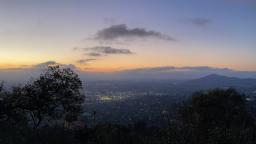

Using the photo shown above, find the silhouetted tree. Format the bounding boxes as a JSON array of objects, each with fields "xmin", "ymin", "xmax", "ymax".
[
  {"xmin": 14, "ymin": 66, "xmax": 85, "ymax": 128},
  {"xmin": 0, "ymin": 84, "xmax": 27, "ymax": 127},
  {"xmin": 0, "ymin": 82, "xmax": 5, "ymax": 121},
  {"xmin": 176, "ymin": 88, "xmax": 255, "ymax": 144}
]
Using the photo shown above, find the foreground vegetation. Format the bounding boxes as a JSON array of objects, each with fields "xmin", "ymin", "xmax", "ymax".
[{"xmin": 1, "ymin": 66, "xmax": 256, "ymax": 144}]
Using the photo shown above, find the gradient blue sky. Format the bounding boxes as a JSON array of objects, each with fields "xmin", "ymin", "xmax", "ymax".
[{"xmin": 0, "ymin": 0, "xmax": 255, "ymax": 71}]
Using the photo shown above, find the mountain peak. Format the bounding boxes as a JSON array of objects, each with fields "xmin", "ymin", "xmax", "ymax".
[
  {"xmin": 181, "ymin": 74, "xmax": 256, "ymax": 90},
  {"xmin": 202, "ymin": 74, "xmax": 227, "ymax": 79}
]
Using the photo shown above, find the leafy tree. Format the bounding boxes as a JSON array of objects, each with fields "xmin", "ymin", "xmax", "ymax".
[
  {"xmin": 0, "ymin": 83, "xmax": 26, "ymax": 127},
  {"xmin": 177, "ymin": 88, "xmax": 255, "ymax": 144},
  {"xmin": 0, "ymin": 82, "xmax": 5, "ymax": 121},
  {"xmin": 15, "ymin": 66, "xmax": 85, "ymax": 128}
]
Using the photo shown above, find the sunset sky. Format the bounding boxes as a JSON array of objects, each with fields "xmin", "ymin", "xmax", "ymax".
[{"xmin": 0, "ymin": 0, "xmax": 255, "ymax": 72}]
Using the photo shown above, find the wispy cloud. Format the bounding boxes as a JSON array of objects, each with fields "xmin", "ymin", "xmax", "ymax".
[
  {"xmin": 84, "ymin": 46, "xmax": 133, "ymax": 55},
  {"xmin": 76, "ymin": 59, "xmax": 97, "ymax": 64},
  {"xmin": 86, "ymin": 52, "xmax": 103, "ymax": 57},
  {"xmin": 189, "ymin": 18, "xmax": 211, "ymax": 27},
  {"xmin": 94, "ymin": 24, "xmax": 175, "ymax": 41}
]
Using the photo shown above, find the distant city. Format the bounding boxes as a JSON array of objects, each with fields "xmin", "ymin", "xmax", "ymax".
[{"xmin": 82, "ymin": 74, "xmax": 256, "ymax": 126}]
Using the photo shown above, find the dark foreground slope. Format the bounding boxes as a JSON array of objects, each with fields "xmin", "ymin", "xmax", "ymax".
[{"xmin": 1, "ymin": 89, "xmax": 256, "ymax": 144}]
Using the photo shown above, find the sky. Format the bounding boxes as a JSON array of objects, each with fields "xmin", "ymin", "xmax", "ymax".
[{"xmin": 0, "ymin": 0, "xmax": 255, "ymax": 72}]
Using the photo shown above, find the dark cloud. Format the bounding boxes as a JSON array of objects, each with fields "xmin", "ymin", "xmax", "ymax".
[
  {"xmin": 76, "ymin": 59, "xmax": 97, "ymax": 64},
  {"xmin": 86, "ymin": 52, "xmax": 103, "ymax": 57},
  {"xmin": 95, "ymin": 24, "xmax": 175, "ymax": 41},
  {"xmin": 189, "ymin": 18, "xmax": 211, "ymax": 27},
  {"xmin": 84, "ymin": 46, "xmax": 133, "ymax": 55}
]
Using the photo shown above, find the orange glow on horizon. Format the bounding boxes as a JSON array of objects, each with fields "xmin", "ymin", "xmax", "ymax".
[{"xmin": 0, "ymin": 62, "xmax": 255, "ymax": 72}]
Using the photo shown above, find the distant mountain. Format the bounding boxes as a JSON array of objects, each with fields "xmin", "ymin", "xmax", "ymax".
[
  {"xmin": 1, "ymin": 63, "xmax": 256, "ymax": 83},
  {"xmin": 179, "ymin": 74, "xmax": 256, "ymax": 90},
  {"xmin": 80, "ymin": 66, "xmax": 256, "ymax": 81}
]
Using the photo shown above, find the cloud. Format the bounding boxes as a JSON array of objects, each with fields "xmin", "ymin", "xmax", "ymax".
[
  {"xmin": 189, "ymin": 18, "xmax": 210, "ymax": 27},
  {"xmin": 125, "ymin": 66, "xmax": 231, "ymax": 73},
  {"xmin": 86, "ymin": 52, "xmax": 103, "ymax": 57},
  {"xmin": 94, "ymin": 24, "xmax": 175, "ymax": 41},
  {"xmin": 84, "ymin": 46, "xmax": 133, "ymax": 55},
  {"xmin": 76, "ymin": 59, "xmax": 97, "ymax": 64}
]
